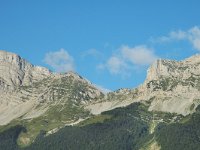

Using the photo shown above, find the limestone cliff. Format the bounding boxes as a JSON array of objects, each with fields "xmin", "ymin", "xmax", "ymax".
[
  {"xmin": 139, "ymin": 55, "xmax": 200, "ymax": 115},
  {"xmin": 0, "ymin": 50, "xmax": 103, "ymax": 125},
  {"xmin": 2, "ymin": 50, "xmax": 200, "ymax": 126},
  {"xmin": 87, "ymin": 55, "xmax": 200, "ymax": 115},
  {"xmin": 0, "ymin": 50, "xmax": 51, "ymax": 91}
]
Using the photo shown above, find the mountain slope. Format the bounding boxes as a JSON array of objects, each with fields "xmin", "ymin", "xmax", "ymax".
[
  {"xmin": 2, "ymin": 50, "xmax": 200, "ymax": 149},
  {"xmin": 0, "ymin": 50, "xmax": 104, "ymax": 145},
  {"xmin": 87, "ymin": 55, "xmax": 200, "ymax": 115},
  {"xmin": 2, "ymin": 102, "xmax": 200, "ymax": 150},
  {"xmin": 0, "ymin": 50, "xmax": 51, "ymax": 90}
]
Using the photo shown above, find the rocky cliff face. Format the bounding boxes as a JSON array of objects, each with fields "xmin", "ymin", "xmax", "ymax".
[
  {"xmin": 2, "ymin": 50, "xmax": 200, "ymax": 146},
  {"xmin": 87, "ymin": 55, "xmax": 200, "ymax": 116},
  {"xmin": 1, "ymin": 50, "xmax": 200, "ymax": 127},
  {"xmin": 0, "ymin": 50, "xmax": 103, "ymax": 126},
  {"xmin": 146, "ymin": 55, "xmax": 200, "ymax": 83},
  {"xmin": 0, "ymin": 50, "xmax": 51, "ymax": 91},
  {"xmin": 140, "ymin": 55, "xmax": 200, "ymax": 115}
]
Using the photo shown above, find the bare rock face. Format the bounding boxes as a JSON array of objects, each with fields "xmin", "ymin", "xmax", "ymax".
[
  {"xmin": 140, "ymin": 55, "xmax": 200, "ymax": 115},
  {"xmin": 0, "ymin": 50, "xmax": 103, "ymax": 125},
  {"xmin": 146, "ymin": 55, "xmax": 200, "ymax": 83},
  {"xmin": 0, "ymin": 50, "xmax": 51, "ymax": 91},
  {"xmin": 87, "ymin": 55, "xmax": 200, "ymax": 116},
  {"xmin": 2, "ymin": 50, "xmax": 200, "ymax": 125},
  {"xmin": 145, "ymin": 59, "xmax": 178, "ymax": 82}
]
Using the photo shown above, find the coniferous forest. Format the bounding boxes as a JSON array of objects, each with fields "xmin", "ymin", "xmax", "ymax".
[{"xmin": 0, "ymin": 103, "xmax": 200, "ymax": 150}]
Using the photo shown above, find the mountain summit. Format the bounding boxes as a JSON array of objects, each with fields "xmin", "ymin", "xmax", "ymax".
[
  {"xmin": 0, "ymin": 50, "xmax": 102, "ymax": 126},
  {"xmin": 0, "ymin": 50, "xmax": 51, "ymax": 90},
  {"xmin": 87, "ymin": 54, "xmax": 200, "ymax": 115},
  {"xmin": 1, "ymin": 50, "xmax": 200, "ymax": 146}
]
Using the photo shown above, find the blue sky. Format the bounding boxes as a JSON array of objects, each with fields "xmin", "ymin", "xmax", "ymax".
[{"xmin": 1, "ymin": 0, "xmax": 200, "ymax": 91}]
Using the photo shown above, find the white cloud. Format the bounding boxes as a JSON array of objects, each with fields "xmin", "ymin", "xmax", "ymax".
[
  {"xmin": 169, "ymin": 30, "xmax": 187, "ymax": 40},
  {"xmin": 152, "ymin": 26, "xmax": 200, "ymax": 51},
  {"xmin": 188, "ymin": 26, "xmax": 200, "ymax": 50},
  {"xmin": 81, "ymin": 49, "xmax": 103, "ymax": 58},
  {"xmin": 121, "ymin": 45, "xmax": 158, "ymax": 65},
  {"xmin": 107, "ymin": 56, "xmax": 129, "ymax": 75},
  {"xmin": 96, "ymin": 64, "xmax": 105, "ymax": 71},
  {"xmin": 44, "ymin": 49, "xmax": 75, "ymax": 73},
  {"xmin": 151, "ymin": 30, "xmax": 187, "ymax": 43},
  {"xmin": 99, "ymin": 45, "xmax": 158, "ymax": 77}
]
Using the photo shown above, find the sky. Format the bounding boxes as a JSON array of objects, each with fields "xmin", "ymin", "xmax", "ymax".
[{"xmin": 1, "ymin": 0, "xmax": 200, "ymax": 92}]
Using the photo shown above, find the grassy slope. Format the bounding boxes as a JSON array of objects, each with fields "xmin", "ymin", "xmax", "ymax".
[
  {"xmin": 1, "ymin": 102, "xmax": 200, "ymax": 150},
  {"xmin": 155, "ymin": 107, "xmax": 200, "ymax": 150},
  {"xmin": 0, "ymin": 74, "xmax": 99, "ymax": 147},
  {"xmin": 24, "ymin": 103, "xmax": 179, "ymax": 150},
  {"xmin": 0, "ymin": 103, "xmax": 90, "ymax": 147}
]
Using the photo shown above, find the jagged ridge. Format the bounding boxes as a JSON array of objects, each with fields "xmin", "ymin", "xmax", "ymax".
[
  {"xmin": 87, "ymin": 54, "xmax": 200, "ymax": 115},
  {"xmin": 2, "ymin": 50, "xmax": 200, "ymax": 146}
]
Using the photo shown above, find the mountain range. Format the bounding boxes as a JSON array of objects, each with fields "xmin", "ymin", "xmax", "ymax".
[{"xmin": 1, "ymin": 50, "xmax": 200, "ymax": 150}]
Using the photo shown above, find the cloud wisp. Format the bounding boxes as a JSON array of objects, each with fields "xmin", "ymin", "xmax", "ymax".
[
  {"xmin": 44, "ymin": 49, "xmax": 75, "ymax": 73},
  {"xmin": 121, "ymin": 45, "xmax": 158, "ymax": 65},
  {"xmin": 81, "ymin": 49, "xmax": 103, "ymax": 59},
  {"xmin": 43, "ymin": 26, "xmax": 200, "ymax": 79},
  {"xmin": 98, "ymin": 45, "xmax": 158, "ymax": 77},
  {"xmin": 151, "ymin": 26, "xmax": 200, "ymax": 51},
  {"xmin": 107, "ymin": 56, "xmax": 129, "ymax": 75}
]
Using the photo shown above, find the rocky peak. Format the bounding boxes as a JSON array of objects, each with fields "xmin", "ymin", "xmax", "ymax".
[
  {"xmin": 0, "ymin": 50, "xmax": 31, "ymax": 69},
  {"xmin": 0, "ymin": 50, "xmax": 104, "ymax": 125},
  {"xmin": 135, "ymin": 55, "xmax": 200, "ymax": 115},
  {"xmin": 145, "ymin": 59, "xmax": 178, "ymax": 82},
  {"xmin": 183, "ymin": 54, "xmax": 200, "ymax": 64},
  {"xmin": 145, "ymin": 55, "xmax": 200, "ymax": 84},
  {"xmin": 0, "ymin": 50, "xmax": 51, "ymax": 90}
]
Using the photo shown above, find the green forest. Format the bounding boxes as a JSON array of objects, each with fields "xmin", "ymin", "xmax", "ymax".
[{"xmin": 0, "ymin": 103, "xmax": 200, "ymax": 150}]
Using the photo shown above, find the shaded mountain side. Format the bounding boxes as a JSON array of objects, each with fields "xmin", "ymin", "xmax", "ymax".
[
  {"xmin": 155, "ymin": 105, "xmax": 200, "ymax": 150},
  {"xmin": 0, "ymin": 50, "xmax": 105, "ymax": 146},
  {"xmin": 1, "ymin": 102, "xmax": 194, "ymax": 150},
  {"xmin": 1, "ymin": 103, "xmax": 200, "ymax": 150},
  {"xmin": 0, "ymin": 72, "xmax": 104, "ymax": 146},
  {"xmin": 25, "ymin": 103, "xmax": 154, "ymax": 150},
  {"xmin": 0, "ymin": 125, "xmax": 25, "ymax": 150},
  {"xmin": 0, "ymin": 103, "xmax": 157, "ymax": 150},
  {"xmin": 1, "ymin": 51, "xmax": 200, "ymax": 150}
]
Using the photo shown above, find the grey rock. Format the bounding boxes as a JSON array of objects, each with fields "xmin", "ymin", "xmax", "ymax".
[
  {"xmin": 0, "ymin": 50, "xmax": 102, "ymax": 125},
  {"xmin": 0, "ymin": 50, "xmax": 51, "ymax": 90}
]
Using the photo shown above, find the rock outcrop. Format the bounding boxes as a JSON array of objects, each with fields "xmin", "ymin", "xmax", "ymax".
[
  {"xmin": 0, "ymin": 50, "xmax": 103, "ymax": 125},
  {"xmin": 138, "ymin": 55, "xmax": 200, "ymax": 115},
  {"xmin": 2, "ymin": 50, "xmax": 200, "ymax": 126},
  {"xmin": 87, "ymin": 55, "xmax": 200, "ymax": 116},
  {"xmin": 0, "ymin": 50, "xmax": 51, "ymax": 91}
]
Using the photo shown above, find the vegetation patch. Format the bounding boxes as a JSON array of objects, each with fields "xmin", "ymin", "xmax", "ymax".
[
  {"xmin": 77, "ymin": 114, "xmax": 112, "ymax": 127},
  {"xmin": 1, "ymin": 102, "xmax": 200, "ymax": 150}
]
